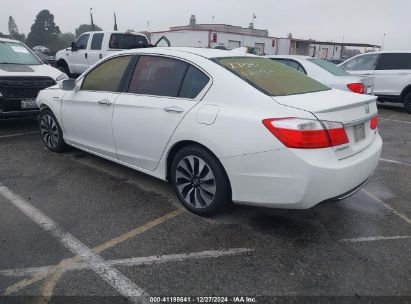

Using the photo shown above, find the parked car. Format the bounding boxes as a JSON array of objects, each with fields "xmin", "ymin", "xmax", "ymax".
[
  {"xmin": 268, "ymin": 55, "xmax": 374, "ymax": 94},
  {"xmin": 328, "ymin": 58, "xmax": 344, "ymax": 65},
  {"xmin": 0, "ymin": 37, "xmax": 67, "ymax": 118},
  {"xmin": 33, "ymin": 49, "xmax": 57, "ymax": 67},
  {"xmin": 37, "ymin": 48, "xmax": 382, "ymax": 216},
  {"xmin": 56, "ymin": 31, "xmax": 150, "ymax": 77},
  {"xmin": 33, "ymin": 46, "xmax": 50, "ymax": 53},
  {"xmin": 339, "ymin": 51, "xmax": 411, "ymax": 113}
]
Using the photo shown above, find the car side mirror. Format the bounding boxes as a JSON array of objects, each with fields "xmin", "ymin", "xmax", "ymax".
[
  {"xmin": 61, "ymin": 79, "xmax": 77, "ymax": 91},
  {"xmin": 71, "ymin": 42, "xmax": 78, "ymax": 52}
]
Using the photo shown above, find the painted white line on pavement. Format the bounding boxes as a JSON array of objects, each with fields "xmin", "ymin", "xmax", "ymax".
[
  {"xmin": 0, "ymin": 248, "xmax": 253, "ymax": 278},
  {"xmin": 362, "ymin": 189, "xmax": 411, "ymax": 225},
  {"xmin": 339, "ymin": 235, "xmax": 411, "ymax": 243},
  {"xmin": 380, "ymin": 158, "xmax": 411, "ymax": 167},
  {"xmin": 0, "ymin": 131, "xmax": 38, "ymax": 139},
  {"xmin": 0, "ymin": 183, "xmax": 148, "ymax": 304},
  {"xmin": 380, "ymin": 118, "xmax": 411, "ymax": 124}
]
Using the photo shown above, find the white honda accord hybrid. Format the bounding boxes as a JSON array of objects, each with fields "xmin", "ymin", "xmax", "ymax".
[{"xmin": 36, "ymin": 47, "xmax": 382, "ymax": 216}]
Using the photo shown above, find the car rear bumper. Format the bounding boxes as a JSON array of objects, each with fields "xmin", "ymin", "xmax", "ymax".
[{"xmin": 221, "ymin": 133, "xmax": 382, "ymax": 209}]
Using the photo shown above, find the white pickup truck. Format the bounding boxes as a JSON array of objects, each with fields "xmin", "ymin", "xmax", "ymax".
[{"xmin": 56, "ymin": 31, "xmax": 150, "ymax": 76}]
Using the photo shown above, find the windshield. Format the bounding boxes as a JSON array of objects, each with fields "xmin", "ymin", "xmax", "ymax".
[
  {"xmin": 308, "ymin": 58, "xmax": 350, "ymax": 76},
  {"xmin": 109, "ymin": 34, "xmax": 149, "ymax": 49},
  {"xmin": 0, "ymin": 41, "xmax": 42, "ymax": 65},
  {"xmin": 216, "ymin": 57, "xmax": 329, "ymax": 96}
]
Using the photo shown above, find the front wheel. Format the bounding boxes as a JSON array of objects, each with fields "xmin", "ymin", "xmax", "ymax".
[
  {"xmin": 39, "ymin": 110, "xmax": 67, "ymax": 152},
  {"xmin": 170, "ymin": 145, "xmax": 231, "ymax": 216},
  {"xmin": 404, "ymin": 92, "xmax": 411, "ymax": 114}
]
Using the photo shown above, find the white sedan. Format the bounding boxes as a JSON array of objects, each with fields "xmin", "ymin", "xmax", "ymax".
[
  {"xmin": 36, "ymin": 47, "xmax": 382, "ymax": 216},
  {"xmin": 267, "ymin": 55, "xmax": 374, "ymax": 95}
]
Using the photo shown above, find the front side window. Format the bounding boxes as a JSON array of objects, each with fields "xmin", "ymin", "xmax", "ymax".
[
  {"xmin": 76, "ymin": 34, "xmax": 90, "ymax": 50},
  {"xmin": 341, "ymin": 54, "xmax": 379, "ymax": 71},
  {"xmin": 217, "ymin": 57, "xmax": 329, "ymax": 96},
  {"xmin": 109, "ymin": 34, "xmax": 149, "ymax": 49},
  {"xmin": 81, "ymin": 56, "xmax": 131, "ymax": 92},
  {"xmin": 90, "ymin": 33, "xmax": 104, "ymax": 50},
  {"xmin": 0, "ymin": 41, "xmax": 42, "ymax": 65},
  {"xmin": 128, "ymin": 56, "xmax": 188, "ymax": 97},
  {"xmin": 308, "ymin": 58, "xmax": 350, "ymax": 76},
  {"xmin": 376, "ymin": 53, "xmax": 411, "ymax": 70}
]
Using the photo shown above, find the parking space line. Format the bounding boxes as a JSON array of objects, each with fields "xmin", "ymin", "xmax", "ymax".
[
  {"xmin": 0, "ymin": 183, "xmax": 149, "ymax": 304},
  {"xmin": 380, "ymin": 158, "xmax": 411, "ymax": 167},
  {"xmin": 362, "ymin": 189, "xmax": 411, "ymax": 225},
  {"xmin": 0, "ymin": 248, "xmax": 253, "ymax": 278},
  {"xmin": 339, "ymin": 236, "xmax": 411, "ymax": 243},
  {"xmin": 379, "ymin": 118, "xmax": 411, "ymax": 124},
  {"xmin": 0, "ymin": 131, "xmax": 38, "ymax": 139}
]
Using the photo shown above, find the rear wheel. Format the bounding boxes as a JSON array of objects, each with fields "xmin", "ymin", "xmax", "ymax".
[
  {"xmin": 404, "ymin": 92, "xmax": 411, "ymax": 114},
  {"xmin": 39, "ymin": 110, "xmax": 67, "ymax": 152},
  {"xmin": 170, "ymin": 145, "xmax": 231, "ymax": 216}
]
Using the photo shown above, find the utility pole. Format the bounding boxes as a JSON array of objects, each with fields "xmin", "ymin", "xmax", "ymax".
[
  {"xmin": 381, "ymin": 33, "xmax": 386, "ymax": 51},
  {"xmin": 114, "ymin": 12, "xmax": 118, "ymax": 31},
  {"xmin": 90, "ymin": 8, "xmax": 95, "ymax": 31}
]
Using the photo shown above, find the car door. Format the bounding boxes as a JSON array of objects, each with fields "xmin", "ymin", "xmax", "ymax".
[
  {"xmin": 61, "ymin": 55, "xmax": 133, "ymax": 158},
  {"xmin": 70, "ymin": 33, "xmax": 90, "ymax": 74},
  {"xmin": 87, "ymin": 33, "xmax": 105, "ymax": 66},
  {"xmin": 113, "ymin": 55, "xmax": 211, "ymax": 170},
  {"xmin": 374, "ymin": 53, "xmax": 411, "ymax": 97}
]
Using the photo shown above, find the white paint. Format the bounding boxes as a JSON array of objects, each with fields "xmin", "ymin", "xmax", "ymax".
[
  {"xmin": 0, "ymin": 248, "xmax": 253, "ymax": 278},
  {"xmin": 380, "ymin": 158, "xmax": 411, "ymax": 167},
  {"xmin": 380, "ymin": 118, "xmax": 411, "ymax": 125},
  {"xmin": 0, "ymin": 183, "xmax": 148, "ymax": 304},
  {"xmin": 0, "ymin": 131, "xmax": 38, "ymax": 139},
  {"xmin": 339, "ymin": 235, "xmax": 411, "ymax": 242}
]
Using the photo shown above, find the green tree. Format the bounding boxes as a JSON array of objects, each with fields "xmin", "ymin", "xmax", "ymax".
[
  {"xmin": 75, "ymin": 24, "xmax": 102, "ymax": 38},
  {"xmin": 8, "ymin": 16, "xmax": 26, "ymax": 42},
  {"xmin": 26, "ymin": 10, "xmax": 60, "ymax": 48}
]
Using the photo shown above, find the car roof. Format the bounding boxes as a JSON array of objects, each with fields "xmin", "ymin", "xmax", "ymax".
[
  {"xmin": 117, "ymin": 47, "xmax": 255, "ymax": 59},
  {"xmin": 266, "ymin": 55, "xmax": 312, "ymax": 60},
  {"xmin": 82, "ymin": 31, "xmax": 147, "ymax": 36},
  {"xmin": 0, "ymin": 37, "xmax": 20, "ymax": 43},
  {"xmin": 355, "ymin": 50, "xmax": 411, "ymax": 55}
]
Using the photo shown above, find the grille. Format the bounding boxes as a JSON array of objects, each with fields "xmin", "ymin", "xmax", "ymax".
[{"xmin": 0, "ymin": 77, "xmax": 56, "ymax": 99}]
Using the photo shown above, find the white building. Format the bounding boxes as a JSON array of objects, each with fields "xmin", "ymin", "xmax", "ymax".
[{"xmin": 150, "ymin": 16, "xmax": 277, "ymax": 55}]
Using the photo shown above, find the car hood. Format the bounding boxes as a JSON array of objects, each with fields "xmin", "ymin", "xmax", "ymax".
[{"xmin": 0, "ymin": 63, "xmax": 63, "ymax": 80}]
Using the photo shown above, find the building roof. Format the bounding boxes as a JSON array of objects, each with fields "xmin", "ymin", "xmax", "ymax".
[{"xmin": 283, "ymin": 38, "xmax": 381, "ymax": 48}]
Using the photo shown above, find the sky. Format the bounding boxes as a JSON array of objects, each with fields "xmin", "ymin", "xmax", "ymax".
[{"xmin": 0, "ymin": 0, "xmax": 409, "ymax": 50}]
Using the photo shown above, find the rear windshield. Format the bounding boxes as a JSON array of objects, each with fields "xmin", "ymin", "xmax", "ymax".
[
  {"xmin": 0, "ymin": 41, "xmax": 41, "ymax": 65},
  {"xmin": 216, "ymin": 57, "xmax": 329, "ymax": 96},
  {"xmin": 308, "ymin": 58, "xmax": 350, "ymax": 76},
  {"xmin": 109, "ymin": 34, "xmax": 149, "ymax": 49}
]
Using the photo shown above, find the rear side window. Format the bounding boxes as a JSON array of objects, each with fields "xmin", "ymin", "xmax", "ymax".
[
  {"xmin": 376, "ymin": 53, "xmax": 411, "ymax": 70},
  {"xmin": 76, "ymin": 34, "xmax": 89, "ymax": 50},
  {"xmin": 308, "ymin": 58, "xmax": 350, "ymax": 76},
  {"xmin": 81, "ymin": 56, "xmax": 131, "ymax": 92},
  {"xmin": 216, "ymin": 57, "xmax": 329, "ymax": 96},
  {"xmin": 128, "ymin": 56, "xmax": 188, "ymax": 97},
  {"xmin": 179, "ymin": 66, "xmax": 210, "ymax": 98},
  {"xmin": 109, "ymin": 34, "xmax": 149, "ymax": 49},
  {"xmin": 90, "ymin": 33, "xmax": 104, "ymax": 50},
  {"xmin": 272, "ymin": 59, "xmax": 306, "ymax": 74},
  {"xmin": 341, "ymin": 54, "xmax": 379, "ymax": 71}
]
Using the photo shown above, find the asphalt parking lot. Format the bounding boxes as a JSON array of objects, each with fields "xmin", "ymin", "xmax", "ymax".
[{"xmin": 0, "ymin": 103, "xmax": 410, "ymax": 303}]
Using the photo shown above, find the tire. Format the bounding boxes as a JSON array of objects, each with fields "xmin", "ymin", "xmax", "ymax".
[
  {"xmin": 57, "ymin": 61, "xmax": 72, "ymax": 78},
  {"xmin": 39, "ymin": 110, "xmax": 67, "ymax": 153},
  {"xmin": 403, "ymin": 92, "xmax": 411, "ymax": 114},
  {"xmin": 170, "ymin": 145, "xmax": 231, "ymax": 216}
]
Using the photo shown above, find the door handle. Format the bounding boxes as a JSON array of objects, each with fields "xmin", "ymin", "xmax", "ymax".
[
  {"xmin": 85, "ymin": 53, "xmax": 88, "ymax": 59},
  {"xmin": 97, "ymin": 99, "xmax": 112, "ymax": 105},
  {"xmin": 164, "ymin": 106, "xmax": 184, "ymax": 113},
  {"xmin": 99, "ymin": 53, "xmax": 103, "ymax": 59}
]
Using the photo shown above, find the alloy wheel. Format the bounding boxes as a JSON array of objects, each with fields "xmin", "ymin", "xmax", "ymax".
[
  {"xmin": 175, "ymin": 155, "xmax": 216, "ymax": 208},
  {"xmin": 40, "ymin": 114, "xmax": 59, "ymax": 149}
]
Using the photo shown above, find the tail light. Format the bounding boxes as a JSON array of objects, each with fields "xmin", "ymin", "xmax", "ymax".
[
  {"xmin": 347, "ymin": 83, "xmax": 365, "ymax": 94},
  {"xmin": 262, "ymin": 118, "xmax": 349, "ymax": 149},
  {"xmin": 370, "ymin": 115, "xmax": 378, "ymax": 130}
]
